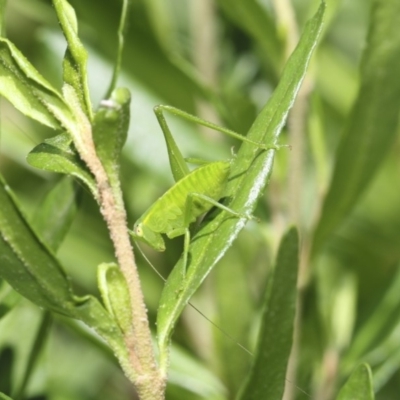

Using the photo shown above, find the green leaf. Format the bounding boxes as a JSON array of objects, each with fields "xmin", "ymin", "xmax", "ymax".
[
  {"xmin": 0, "ymin": 38, "xmax": 72, "ymax": 130},
  {"xmin": 0, "ymin": 38, "xmax": 94, "ymax": 165},
  {"xmin": 343, "ymin": 266, "xmax": 400, "ymax": 367},
  {"xmin": 0, "ymin": 173, "xmax": 77, "ymax": 314},
  {"xmin": 216, "ymin": 0, "xmax": 283, "ymax": 77},
  {"xmin": 214, "ymin": 244, "xmax": 254, "ymax": 393},
  {"xmin": 0, "ymin": 280, "xmax": 21, "ymax": 320},
  {"xmin": 52, "ymin": 0, "xmax": 93, "ymax": 120},
  {"xmin": 143, "ymin": 0, "xmax": 175, "ymax": 54},
  {"xmin": 0, "ymin": 175, "xmax": 130, "ymax": 379},
  {"xmin": 93, "ymin": 87, "xmax": 131, "ymax": 183},
  {"xmin": 372, "ymin": 340, "xmax": 400, "ymax": 392},
  {"xmin": 71, "ymin": 295, "xmax": 132, "ymax": 381},
  {"xmin": 168, "ymin": 344, "xmax": 226, "ymax": 399},
  {"xmin": 336, "ymin": 363, "xmax": 375, "ymax": 400},
  {"xmin": 0, "ymin": 0, "xmax": 6, "ymax": 35},
  {"xmin": 157, "ymin": 3, "xmax": 325, "ymax": 369},
  {"xmin": 97, "ymin": 263, "xmax": 132, "ymax": 334},
  {"xmin": 0, "ymin": 347, "xmax": 13, "ymax": 397},
  {"xmin": 0, "ymin": 393, "xmax": 14, "ymax": 400},
  {"xmin": 13, "ymin": 311, "xmax": 52, "ymax": 400},
  {"xmin": 238, "ymin": 228, "xmax": 299, "ymax": 400},
  {"xmin": 32, "ymin": 177, "xmax": 81, "ymax": 252},
  {"xmin": 105, "ymin": 0, "xmax": 130, "ymax": 97},
  {"xmin": 26, "ymin": 132, "xmax": 98, "ymax": 199},
  {"xmin": 312, "ymin": 0, "xmax": 400, "ymax": 253},
  {"xmin": 0, "ymin": 178, "xmax": 80, "ymax": 321}
]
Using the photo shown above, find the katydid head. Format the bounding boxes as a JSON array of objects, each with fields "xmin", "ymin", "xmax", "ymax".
[{"xmin": 130, "ymin": 222, "xmax": 166, "ymax": 252}]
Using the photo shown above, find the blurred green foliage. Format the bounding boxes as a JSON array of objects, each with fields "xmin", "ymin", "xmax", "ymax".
[{"xmin": 0, "ymin": 0, "xmax": 399, "ymax": 399}]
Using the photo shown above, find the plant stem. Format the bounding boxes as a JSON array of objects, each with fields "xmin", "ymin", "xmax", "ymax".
[
  {"xmin": 105, "ymin": 0, "xmax": 130, "ymax": 99},
  {"xmin": 66, "ymin": 89, "xmax": 166, "ymax": 399},
  {"xmin": 102, "ymin": 180, "xmax": 166, "ymax": 399}
]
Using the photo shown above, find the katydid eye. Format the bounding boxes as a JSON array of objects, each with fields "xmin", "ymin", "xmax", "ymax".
[{"xmin": 135, "ymin": 224, "xmax": 143, "ymax": 236}]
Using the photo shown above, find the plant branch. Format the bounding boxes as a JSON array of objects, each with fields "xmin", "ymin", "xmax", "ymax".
[
  {"xmin": 105, "ymin": 0, "xmax": 130, "ymax": 99},
  {"xmin": 64, "ymin": 87, "xmax": 166, "ymax": 399}
]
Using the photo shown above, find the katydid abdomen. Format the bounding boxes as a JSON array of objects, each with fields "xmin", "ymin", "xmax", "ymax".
[{"xmin": 131, "ymin": 161, "xmax": 231, "ymax": 251}]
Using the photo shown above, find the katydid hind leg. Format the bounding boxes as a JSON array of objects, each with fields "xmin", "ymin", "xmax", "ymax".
[
  {"xmin": 186, "ymin": 192, "xmax": 255, "ymax": 221},
  {"xmin": 174, "ymin": 192, "xmax": 247, "ymax": 281},
  {"xmin": 154, "ymin": 105, "xmax": 190, "ymax": 183},
  {"xmin": 154, "ymin": 105, "xmax": 275, "ymax": 164},
  {"xmin": 182, "ymin": 228, "xmax": 191, "ymax": 280},
  {"xmin": 180, "ymin": 194, "xmax": 195, "ymax": 280}
]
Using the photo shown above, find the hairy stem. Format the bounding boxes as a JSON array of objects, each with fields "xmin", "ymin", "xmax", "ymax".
[{"xmin": 66, "ymin": 88, "xmax": 166, "ymax": 399}]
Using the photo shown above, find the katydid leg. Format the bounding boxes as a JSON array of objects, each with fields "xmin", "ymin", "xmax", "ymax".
[
  {"xmin": 172, "ymin": 191, "xmax": 256, "ymax": 279},
  {"xmin": 153, "ymin": 105, "xmax": 190, "ymax": 183},
  {"xmin": 185, "ymin": 192, "xmax": 253, "ymax": 222},
  {"xmin": 154, "ymin": 105, "xmax": 274, "ymax": 150},
  {"xmin": 153, "ymin": 105, "xmax": 277, "ymax": 183}
]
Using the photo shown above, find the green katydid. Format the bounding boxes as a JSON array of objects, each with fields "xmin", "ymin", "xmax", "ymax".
[{"xmin": 129, "ymin": 105, "xmax": 277, "ymax": 274}]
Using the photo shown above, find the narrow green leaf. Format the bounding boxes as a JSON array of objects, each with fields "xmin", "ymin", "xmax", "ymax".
[
  {"xmin": 0, "ymin": 178, "xmax": 80, "ymax": 321},
  {"xmin": 32, "ymin": 177, "xmax": 81, "ymax": 252},
  {"xmin": 0, "ymin": 347, "xmax": 13, "ymax": 397},
  {"xmin": 157, "ymin": 3, "xmax": 325, "ymax": 368},
  {"xmin": 52, "ymin": 0, "xmax": 93, "ymax": 120},
  {"xmin": 0, "ymin": 38, "xmax": 72, "ymax": 130},
  {"xmin": 0, "ymin": 175, "xmax": 130, "ymax": 378},
  {"xmin": 26, "ymin": 133, "xmax": 98, "ymax": 199},
  {"xmin": 336, "ymin": 363, "xmax": 375, "ymax": 400},
  {"xmin": 97, "ymin": 263, "xmax": 132, "ymax": 334},
  {"xmin": 0, "ymin": 173, "xmax": 76, "ymax": 314},
  {"xmin": 0, "ymin": 280, "xmax": 21, "ymax": 320},
  {"xmin": 93, "ymin": 87, "xmax": 130, "ymax": 183},
  {"xmin": 214, "ymin": 246, "xmax": 253, "ymax": 393},
  {"xmin": 0, "ymin": 38, "xmax": 93, "ymax": 164},
  {"xmin": 372, "ymin": 343, "xmax": 400, "ymax": 392},
  {"xmin": 238, "ymin": 228, "xmax": 299, "ymax": 400},
  {"xmin": 105, "ymin": 0, "xmax": 130, "ymax": 98},
  {"xmin": 312, "ymin": 0, "xmax": 400, "ymax": 253},
  {"xmin": 143, "ymin": 0, "xmax": 174, "ymax": 54},
  {"xmin": 168, "ymin": 344, "xmax": 226, "ymax": 398},
  {"xmin": 216, "ymin": 0, "xmax": 283, "ymax": 77},
  {"xmin": 0, "ymin": 0, "xmax": 7, "ymax": 35},
  {"xmin": 71, "ymin": 295, "xmax": 132, "ymax": 381},
  {"xmin": 343, "ymin": 265, "xmax": 400, "ymax": 367},
  {"xmin": 0, "ymin": 393, "xmax": 14, "ymax": 400},
  {"xmin": 14, "ymin": 311, "xmax": 52, "ymax": 400}
]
